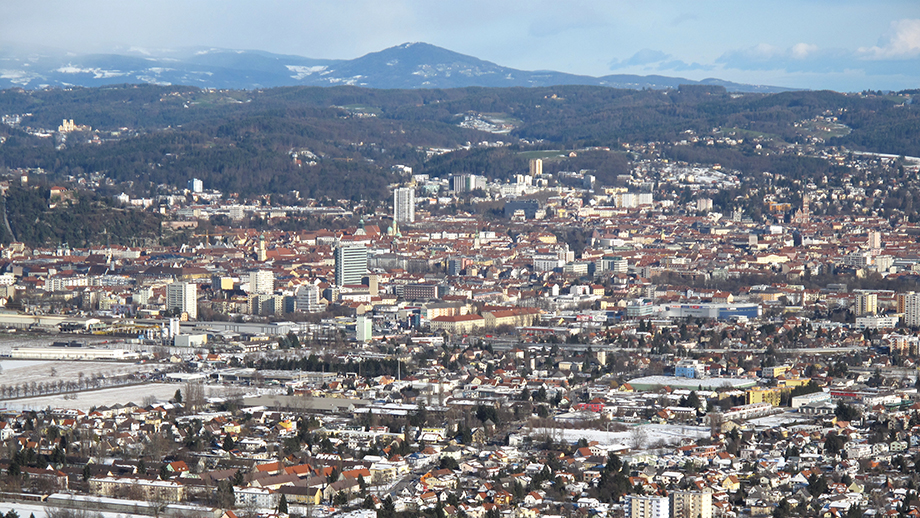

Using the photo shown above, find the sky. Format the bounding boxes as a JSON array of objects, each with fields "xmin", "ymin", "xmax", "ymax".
[{"xmin": 1, "ymin": 0, "xmax": 918, "ymax": 92}]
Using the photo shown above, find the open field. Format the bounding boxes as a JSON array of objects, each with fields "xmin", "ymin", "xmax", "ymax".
[
  {"xmin": 0, "ymin": 382, "xmax": 229, "ymax": 411},
  {"xmin": 516, "ymin": 149, "xmax": 566, "ymax": 160},
  {"xmin": 0, "ymin": 359, "xmax": 159, "ymax": 389}
]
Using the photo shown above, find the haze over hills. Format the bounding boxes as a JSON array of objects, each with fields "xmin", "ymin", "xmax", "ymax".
[{"xmin": 0, "ymin": 42, "xmax": 795, "ymax": 93}]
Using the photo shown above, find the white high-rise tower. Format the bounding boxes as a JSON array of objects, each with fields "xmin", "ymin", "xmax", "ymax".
[{"xmin": 394, "ymin": 187, "xmax": 415, "ymax": 224}]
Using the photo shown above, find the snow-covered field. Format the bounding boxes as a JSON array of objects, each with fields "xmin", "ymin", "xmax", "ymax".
[
  {"xmin": 0, "ymin": 359, "xmax": 158, "ymax": 388},
  {"xmin": 0, "ymin": 501, "xmax": 149, "ymax": 518},
  {"xmin": 0, "ymin": 383, "xmax": 212, "ymax": 411},
  {"xmin": 528, "ymin": 423, "xmax": 709, "ymax": 450}
]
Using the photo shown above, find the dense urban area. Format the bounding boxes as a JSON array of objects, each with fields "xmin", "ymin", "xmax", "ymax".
[{"xmin": 0, "ymin": 84, "xmax": 917, "ymax": 518}]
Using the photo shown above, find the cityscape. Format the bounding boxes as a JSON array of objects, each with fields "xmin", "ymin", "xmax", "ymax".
[{"xmin": 0, "ymin": 3, "xmax": 919, "ymax": 518}]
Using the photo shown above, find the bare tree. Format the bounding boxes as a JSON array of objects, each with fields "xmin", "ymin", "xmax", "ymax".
[
  {"xmin": 629, "ymin": 425, "xmax": 648, "ymax": 450},
  {"xmin": 184, "ymin": 381, "xmax": 206, "ymax": 414}
]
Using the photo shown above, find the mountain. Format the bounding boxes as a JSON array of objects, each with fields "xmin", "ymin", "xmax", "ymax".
[{"xmin": 0, "ymin": 42, "xmax": 794, "ymax": 93}]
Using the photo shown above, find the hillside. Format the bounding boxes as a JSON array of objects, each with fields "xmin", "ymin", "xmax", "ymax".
[{"xmin": 0, "ymin": 84, "xmax": 916, "ymax": 204}]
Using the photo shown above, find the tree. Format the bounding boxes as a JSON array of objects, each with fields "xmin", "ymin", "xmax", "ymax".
[
  {"xmin": 686, "ymin": 391, "xmax": 701, "ymax": 409},
  {"xmin": 835, "ymin": 402, "xmax": 860, "ymax": 422},
  {"xmin": 773, "ymin": 498, "xmax": 791, "ymax": 518},
  {"xmin": 184, "ymin": 381, "xmax": 205, "ymax": 414},
  {"xmin": 223, "ymin": 434, "xmax": 235, "ymax": 452},
  {"xmin": 216, "ymin": 480, "xmax": 235, "ymax": 509},
  {"xmin": 824, "ymin": 433, "xmax": 846, "ymax": 455},
  {"xmin": 278, "ymin": 494, "xmax": 288, "ymax": 514},
  {"xmin": 629, "ymin": 426, "xmax": 648, "ymax": 450},
  {"xmin": 378, "ymin": 496, "xmax": 396, "ymax": 518},
  {"xmin": 174, "ymin": 389, "xmax": 182, "ymax": 403}
]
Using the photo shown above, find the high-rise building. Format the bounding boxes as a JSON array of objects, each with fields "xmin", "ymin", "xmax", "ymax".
[
  {"xmin": 624, "ymin": 495, "xmax": 669, "ymax": 518},
  {"xmin": 451, "ymin": 174, "xmax": 486, "ymax": 193},
  {"xmin": 902, "ymin": 292, "xmax": 920, "ymax": 327},
  {"xmin": 356, "ymin": 315, "xmax": 373, "ymax": 342},
  {"xmin": 188, "ymin": 178, "xmax": 203, "ymax": 193},
  {"xmin": 671, "ymin": 489, "xmax": 712, "ymax": 518},
  {"xmin": 529, "ymin": 158, "xmax": 542, "ymax": 176},
  {"xmin": 166, "ymin": 282, "xmax": 198, "ymax": 320},
  {"xmin": 855, "ymin": 292, "xmax": 877, "ymax": 316},
  {"xmin": 248, "ymin": 270, "xmax": 274, "ymax": 295},
  {"xmin": 335, "ymin": 245, "xmax": 367, "ymax": 287},
  {"xmin": 295, "ymin": 284, "xmax": 323, "ymax": 313},
  {"xmin": 869, "ymin": 231, "xmax": 882, "ymax": 250},
  {"xmin": 394, "ymin": 187, "xmax": 415, "ymax": 224}
]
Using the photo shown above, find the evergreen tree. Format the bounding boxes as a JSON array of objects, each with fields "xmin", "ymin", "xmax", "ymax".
[{"xmin": 278, "ymin": 494, "xmax": 288, "ymax": 514}]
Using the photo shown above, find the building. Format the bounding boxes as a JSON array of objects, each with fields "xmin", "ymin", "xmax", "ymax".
[
  {"xmin": 248, "ymin": 270, "xmax": 274, "ymax": 295},
  {"xmin": 188, "ymin": 178, "xmax": 203, "ymax": 193},
  {"xmin": 624, "ymin": 494, "xmax": 669, "ymax": 518},
  {"xmin": 451, "ymin": 174, "xmax": 486, "ymax": 193},
  {"xmin": 10, "ymin": 347, "xmax": 140, "ymax": 361},
  {"xmin": 902, "ymin": 292, "xmax": 920, "ymax": 327},
  {"xmin": 356, "ymin": 315, "xmax": 373, "ymax": 342},
  {"xmin": 429, "ymin": 314, "xmax": 485, "ymax": 334},
  {"xmin": 674, "ymin": 359, "xmax": 704, "ymax": 379},
  {"xmin": 295, "ymin": 284, "xmax": 323, "ymax": 313},
  {"xmin": 529, "ymin": 158, "xmax": 542, "ymax": 177},
  {"xmin": 335, "ymin": 245, "xmax": 368, "ymax": 287},
  {"xmin": 394, "ymin": 187, "xmax": 415, "ymax": 224},
  {"xmin": 89, "ymin": 477, "xmax": 185, "ymax": 503},
  {"xmin": 166, "ymin": 282, "xmax": 197, "ymax": 320},
  {"xmin": 402, "ymin": 283, "xmax": 444, "ymax": 301},
  {"xmin": 746, "ymin": 386, "xmax": 782, "ymax": 406},
  {"xmin": 482, "ymin": 308, "xmax": 542, "ymax": 329},
  {"xmin": 671, "ymin": 489, "xmax": 712, "ymax": 518},
  {"xmin": 869, "ymin": 231, "xmax": 882, "ymax": 250},
  {"xmin": 855, "ymin": 292, "xmax": 877, "ymax": 316}
]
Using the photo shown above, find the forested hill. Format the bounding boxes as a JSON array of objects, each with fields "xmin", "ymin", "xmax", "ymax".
[{"xmin": 0, "ymin": 84, "xmax": 917, "ymax": 200}]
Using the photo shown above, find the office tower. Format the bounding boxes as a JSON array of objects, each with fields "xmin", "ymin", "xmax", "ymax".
[
  {"xmin": 394, "ymin": 187, "xmax": 415, "ymax": 224},
  {"xmin": 335, "ymin": 245, "xmax": 367, "ymax": 287},
  {"xmin": 671, "ymin": 490, "xmax": 712, "ymax": 518},
  {"xmin": 166, "ymin": 282, "xmax": 197, "ymax": 320},
  {"xmin": 248, "ymin": 270, "xmax": 274, "ymax": 295}
]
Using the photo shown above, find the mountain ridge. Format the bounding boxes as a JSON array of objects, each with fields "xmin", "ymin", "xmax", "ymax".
[{"xmin": 0, "ymin": 41, "xmax": 795, "ymax": 93}]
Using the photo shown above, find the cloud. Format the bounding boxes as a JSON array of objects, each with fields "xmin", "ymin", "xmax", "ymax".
[
  {"xmin": 624, "ymin": 49, "xmax": 670, "ymax": 66},
  {"xmin": 610, "ymin": 49, "xmax": 712, "ymax": 72},
  {"xmin": 716, "ymin": 43, "xmax": 857, "ymax": 73},
  {"xmin": 858, "ymin": 18, "xmax": 920, "ymax": 59},
  {"xmin": 791, "ymin": 43, "xmax": 819, "ymax": 59}
]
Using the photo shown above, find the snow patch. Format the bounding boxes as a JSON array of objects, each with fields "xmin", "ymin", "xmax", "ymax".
[
  {"xmin": 55, "ymin": 65, "xmax": 127, "ymax": 79},
  {"xmin": 0, "ymin": 69, "xmax": 37, "ymax": 85},
  {"xmin": 286, "ymin": 64, "xmax": 328, "ymax": 79}
]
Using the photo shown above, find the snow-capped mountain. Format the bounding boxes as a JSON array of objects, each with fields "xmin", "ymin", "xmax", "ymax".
[{"xmin": 0, "ymin": 42, "xmax": 792, "ymax": 93}]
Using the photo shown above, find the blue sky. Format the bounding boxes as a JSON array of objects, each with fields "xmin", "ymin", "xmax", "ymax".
[{"xmin": 1, "ymin": 0, "xmax": 918, "ymax": 91}]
